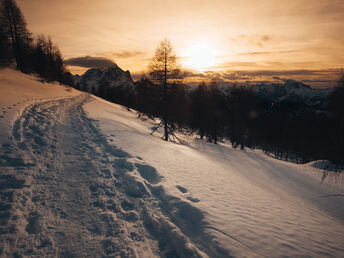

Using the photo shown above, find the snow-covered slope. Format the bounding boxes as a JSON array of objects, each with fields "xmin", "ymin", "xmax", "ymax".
[
  {"xmin": 1, "ymin": 68, "xmax": 343, "ymax": 257},
  {"xmin": 73, "ymin": 64, "xmax": 135, "ymax": 92},
  {"xmin": 86, "ymin": 97, "xmax": 344, "ymax": 257},
  {"xmin": 0, "ymin": 68, "xmax": 80, "ymax": 147},
  {"xmin": 251, "ymin": 80, "xmax": 332, "ymax": 105}
]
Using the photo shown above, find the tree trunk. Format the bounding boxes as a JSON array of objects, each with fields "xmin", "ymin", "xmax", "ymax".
[
  {"xmin": 163, "ymin": 47, "xmax": 168, "ymax": 141},
  {"xmin": 164, "ymin": 117, "xmax": 168, "ymax": 141}
]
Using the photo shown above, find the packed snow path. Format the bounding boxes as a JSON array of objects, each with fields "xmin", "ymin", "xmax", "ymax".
[{"xmin": 0, "ymin": 93, "xmax": 223, "ymax": 257}]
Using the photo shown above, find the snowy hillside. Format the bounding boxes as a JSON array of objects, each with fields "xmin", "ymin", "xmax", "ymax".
[
  {"xmin": 73, "ymin": 65, "xmax": 135, "ymax": 93},
  {"xmin": 0, "ymin": 68, "xmax": 344, "ymax": 257}
]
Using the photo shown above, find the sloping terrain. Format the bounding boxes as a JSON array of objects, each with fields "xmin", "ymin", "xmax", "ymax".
[
  {"xmin": 0, "ymin": 69, "xmax": 343, "ymax": 257},
  {"xmin": 86, "ymin": 97, "xmax": 344, "ymax": 257},
  {"xmin": 0, "ymin": 69, "xmax": 221, "ymax": 257}
]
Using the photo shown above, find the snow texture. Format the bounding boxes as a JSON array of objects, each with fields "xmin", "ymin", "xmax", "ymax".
[{"xmin": 0, "ymin": 68, "xmax": 343, "ymax": 257}]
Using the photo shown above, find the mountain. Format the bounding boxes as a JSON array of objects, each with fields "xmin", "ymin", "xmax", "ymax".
[
  {"xmin": 74, "ymin": 66, "xmax": 331, "ymax": 106},
  {"xmin": 250, "ymin": 80, "xmax": 332, "ymax": 105},
  {"xmin": 73, "ymin": 64, "xmax": 135, "ymax": 93}
]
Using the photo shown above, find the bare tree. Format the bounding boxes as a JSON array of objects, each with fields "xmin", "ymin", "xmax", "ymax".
[
  {"xmin": 148, "ymin": 39, "xmax": 181, "ymax": 141},
  {"xmin": 0, "ymin": 0, "xmax": 32, "ymax": 70}
]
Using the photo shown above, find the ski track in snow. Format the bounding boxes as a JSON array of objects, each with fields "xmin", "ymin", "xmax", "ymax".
[{"xmin": 0, "ymin": 93, "xmax": 229, "ymax": 257}]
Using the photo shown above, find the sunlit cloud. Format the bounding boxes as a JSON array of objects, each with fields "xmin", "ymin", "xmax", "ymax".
[
  {"xmin": 65, "ymin": 56, "xmax": 115, "ymax": 68},
  {"xmin": 237, "ymin": 50, "xmax": 298, "ymax": 56},
  {"xmin": 181, "ymin": 68, "xmax": 341, "ymax": 88},
  {"xmin": 230, "ymin": 34, "xmax": 276, "ymax": 48},
  {"xmin": 107, "ymin": 51, "xmax": 147, "ymax": 59},
  {"xmin": 17, "ymin": 0, "xmax": 344, "ymax": 81}
]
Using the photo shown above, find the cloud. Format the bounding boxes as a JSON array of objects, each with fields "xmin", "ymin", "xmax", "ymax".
[
  {"xmin": 261, "ymin": 35, "xmax": 271, "ymax": 41},
  {"xmin": 180, "ymin": 68, "xmax": 340, "ymax": 88},
  {"xmin": 65, "ymin": 56, "xmax": 115, "ymax": 68},
  {"xmin": 238, "ymin": 50, "xmax": 297, "ymax": 56},
  {"xmin": 231, "ymin": 34, "xmax": 275, "ymax": 47},
  {"xmin": 110, "ymin": 51, "xmax": 146, "ymax": 59}
]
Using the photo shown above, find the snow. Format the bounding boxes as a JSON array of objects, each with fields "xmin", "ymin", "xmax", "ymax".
[
  {"xmin": 1, "ymin": 68, "xmax": 344, "ymax": 257},
  {"xmin": 85, "ymin": 98, "xmax": 344, "ymax": 257},
  {"xmin": 0, "ymin": 68, "xmax": 80, "ymax": 146}
]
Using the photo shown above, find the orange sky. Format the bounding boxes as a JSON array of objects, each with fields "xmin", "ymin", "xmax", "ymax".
[{"xmin": 17, "ymin": 0, "xmax": 344, "ymax": 86}]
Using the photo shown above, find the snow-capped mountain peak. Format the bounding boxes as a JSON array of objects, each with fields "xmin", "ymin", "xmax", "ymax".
[{"xmin": 73, "ymin": 64, "xmax": 134, "ymax": 92}]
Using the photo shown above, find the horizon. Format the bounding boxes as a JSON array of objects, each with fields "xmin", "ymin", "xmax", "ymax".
[{"xmin": 17, "ymin": 0, "xmax": 344, "ymax": 87}]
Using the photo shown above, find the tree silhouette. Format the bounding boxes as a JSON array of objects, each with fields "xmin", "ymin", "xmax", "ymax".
[
  {"xmin": 0, "ymin": 0, "xmax": 32, "ymax": 71},
  {"xmin": 326, "ymin": 71, "xmax": 344, "ymax": 165},
  {"xmin": 190, "ymin": 82, "xmax": 209, "ymax": 139},
  {"xmin": 0, "ymin": 20, "xmax": 10, "ymax": 65},
  {"xmin": 148, "ymin": 39, "xmax": 181, "ymax": 141},
  {"xmin": 31, "ymin": 35, "xmax": 70, "ymax": 83}
]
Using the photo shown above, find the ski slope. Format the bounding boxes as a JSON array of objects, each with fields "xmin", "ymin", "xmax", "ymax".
[{"xmin": 0, "ymin": 68, "xmax": 344, "ymax": 257}]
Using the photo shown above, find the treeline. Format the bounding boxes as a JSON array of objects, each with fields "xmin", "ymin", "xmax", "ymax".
[
  {"xmin": 0, "ymin": 0, "xmax": 73, "ymax": 85},
  {"xmin": 75, "ymin": 76, "xmax": 344, "ymax": 167},
  {"xmin": 142, "ymin": 79, "xmax": 342, "ymax": 168}
]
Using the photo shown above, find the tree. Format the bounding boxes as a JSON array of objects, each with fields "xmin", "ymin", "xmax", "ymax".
[
  {"xmin": 190, "ymin": 82, "xmax": 210, "ymax": 139},
  {"xmin": 0, "ymin": 21, "xmax": 10, "ymax": 65},
  {"xmin": 327, "ymin": 72, "xmax": 344, "ymax": 119},
  {"xmin": 326, "ymin": 71, "xmax": 344, "ymax": 165},
  {"xmin": 0, "ymin": 0, "xmax": 32, "ymax": 70},
  {"xmin": 148, "ymin": 39, "xmax": 181, "ymax": 141}
]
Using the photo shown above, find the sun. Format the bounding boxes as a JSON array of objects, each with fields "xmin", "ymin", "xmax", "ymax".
[{"xmin": 182, "ymin": 42, "xmax": 219, "ymax": 71}]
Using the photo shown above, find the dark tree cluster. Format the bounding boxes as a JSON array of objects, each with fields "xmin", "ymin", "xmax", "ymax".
[
  {"xmin": 0, "ymin": 0, "xmax": 73, "ymax": 85},
  {"xmin": 94, "ymin": 81, "xmax": 134, "ymax": 110},
  {"xmin": 78, "ymin": 74, "xmax": 344, "ymax": 168}
]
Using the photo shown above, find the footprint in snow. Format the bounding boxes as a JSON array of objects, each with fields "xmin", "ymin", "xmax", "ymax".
[
  {"xmin": 186, "ymin": 196, "xmax": 200, "ymax": 203},
  {"xmin": 176, "ymin": 185, "xmax": 200, "ymax": 202},
  {"xmin": 176, "ymin": 185, "xmax": 188, "ymax": 193},
  {"xmin": 135, "ymin": 163, "xmax": 161, "ymax": 184}
]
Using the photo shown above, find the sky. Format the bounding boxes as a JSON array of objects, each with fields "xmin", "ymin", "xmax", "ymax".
[{"xmin": 17, "ymin": 0, "xmax": 344, "ymax": 87}]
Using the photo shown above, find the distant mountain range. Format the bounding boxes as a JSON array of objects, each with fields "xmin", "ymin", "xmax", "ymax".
[
  {"xmin": 250, "ymin": 80, "xmax": 332, "ymax": 105},
  {"xmin": 73, "ymin": 64, "xmax": 332, "ymax": 106}
]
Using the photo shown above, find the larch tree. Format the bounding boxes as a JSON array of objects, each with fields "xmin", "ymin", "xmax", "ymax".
[
  {"xmin": 148, "ymin": 39, "xmax": 181, "ymax": 141},
  {"xmin": 0, "ymin": 19, "xmax": 10, "ymax": 65},
  {"xmin": 0, "ymin": 0, "xmax": 32, "ymax": 70}
]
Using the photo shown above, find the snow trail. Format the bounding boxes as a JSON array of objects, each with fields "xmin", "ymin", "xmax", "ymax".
[{"xmin": 0, "ymin": 93, "xmax": 227, "ymax": 257}]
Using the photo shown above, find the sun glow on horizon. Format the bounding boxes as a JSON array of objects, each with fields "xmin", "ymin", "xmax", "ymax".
[{"xmin": 182, "ymin": 42, "xmax": 220, "ymax": 71}]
